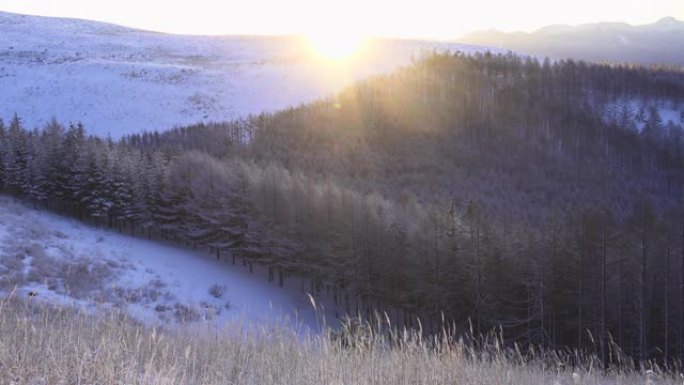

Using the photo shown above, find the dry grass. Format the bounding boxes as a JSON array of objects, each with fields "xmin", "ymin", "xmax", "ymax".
[{"xmin": 0, "ymin": 295, "xmax": 678, "ymax": 385}]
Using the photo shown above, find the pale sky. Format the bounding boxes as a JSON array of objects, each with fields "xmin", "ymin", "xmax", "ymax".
[{"xmin": 0, "ymin": 0, "xmax": 683, "ymax": 39}]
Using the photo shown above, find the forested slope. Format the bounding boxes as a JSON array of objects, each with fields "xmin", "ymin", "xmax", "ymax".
[{"xmin": 2, "ymin": 52, "xmax": 684, "ymax": 363}]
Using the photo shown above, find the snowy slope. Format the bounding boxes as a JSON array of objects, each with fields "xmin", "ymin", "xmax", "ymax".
[
  {"xmin": 0, "ymin": 195, "xmax": 329, "ymax": 330},
  {"xmin": 0, "ymin": 11, "xmax": 490, "ymax": 138}
]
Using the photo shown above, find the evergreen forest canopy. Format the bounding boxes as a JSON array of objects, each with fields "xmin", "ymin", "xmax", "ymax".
[{"xmin": 2, "ymin": 52, "xmax": 684, "ymax": 364}]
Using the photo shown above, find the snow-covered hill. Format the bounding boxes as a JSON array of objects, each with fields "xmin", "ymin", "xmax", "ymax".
[
  {"xmin": 0, "ymin": 11, "xmax": 487, "ymax": 138},
  {"xmin": 0, "ymin": 195, "xmax": 328, "ymax": 330}
]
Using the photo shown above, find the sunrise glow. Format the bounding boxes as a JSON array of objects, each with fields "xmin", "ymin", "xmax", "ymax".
[{"xmin": 306, "ymin": 31, "xmax": 367, "ymax": 61}]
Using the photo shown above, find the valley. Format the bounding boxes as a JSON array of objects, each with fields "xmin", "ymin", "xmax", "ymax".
[{"xmin": 2, "ymin": 6, "xmax": 684, "ymax": 383}]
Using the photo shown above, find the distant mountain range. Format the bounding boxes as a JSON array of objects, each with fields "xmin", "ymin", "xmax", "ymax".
[{"xmin": 457, "ymin": 17, "xmax": 684, "ymax": 65}]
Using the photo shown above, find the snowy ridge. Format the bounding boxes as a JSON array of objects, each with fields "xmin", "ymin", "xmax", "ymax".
[{"xmin": 0, "ymin": 11, "xmax": 491, "ymax": 138}]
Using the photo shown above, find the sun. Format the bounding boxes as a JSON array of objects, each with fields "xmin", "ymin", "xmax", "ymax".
[{"xmin": 306, "ymin": 31, "xmax": 367, "ymax": 61}]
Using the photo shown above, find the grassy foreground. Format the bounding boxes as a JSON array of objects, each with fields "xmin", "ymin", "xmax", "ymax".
[{"xmin": 0, "ymin": 296, "xmax": 676, "ymax": 385}]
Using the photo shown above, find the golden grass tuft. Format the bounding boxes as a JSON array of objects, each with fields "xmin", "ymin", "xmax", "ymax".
[{"xmin": 0, "ymin": 295, "xmax": 678, "ymax": 385}]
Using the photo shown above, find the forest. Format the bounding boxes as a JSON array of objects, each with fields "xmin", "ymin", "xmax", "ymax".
[{"xmin": 2, "ymin": 52, "xmax": 684, "ymax": 364}]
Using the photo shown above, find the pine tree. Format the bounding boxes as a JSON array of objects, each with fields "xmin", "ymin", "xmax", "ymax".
[
  {"xmin": 3, "ymin": 114, "xmax": 27, "ymax": 194},
  {"xmin": 0, "ymin": 118, "xmax": 6, "ymax": 191}
]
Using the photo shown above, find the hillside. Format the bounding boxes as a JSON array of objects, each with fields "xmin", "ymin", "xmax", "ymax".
[
  {"xmin": 0, "ymin": 11, "xmax": 486, "ymax": 138},
  {"xmin": 3, "ymin": 51, "xmax": 684, "ymax": 364},
  {"xmin": 457, "ymin": 17, "xmax": 684, "ymax": 65}
]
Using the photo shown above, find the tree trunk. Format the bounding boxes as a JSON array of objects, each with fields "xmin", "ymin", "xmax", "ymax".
[
  {"xmin": 540, "ymin": 234, "xmax": 545, "ymax": 348},
  {"xmin": 601, "ymin": 215, "xmax": 607, "ymax": 367},
  {"xmin": 680, "ymin": 221, "xmax": 684, "ymax": 358},
  {"xmin": 619, "ymin": 247, "xmax": 624, "ymax": 351},
  {"xmin": 640, "ymin": 213, "xmax": 647, "ymax": 362},
  {"xmin": 665, "ymin": 224, "xmax": 670, "ymax": 362},
  {"xmin": 475, "ymin": 211, "xmax": 481, "ymax": 337},
  {"xmin": 579, "ymin": 242, "xmax": 584, "ymax": 351}
]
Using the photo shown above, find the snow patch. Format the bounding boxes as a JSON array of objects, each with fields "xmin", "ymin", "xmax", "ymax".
[
  {"xmin": 0, "ymin": 195, "xmax": 330, "ymax": 331},
  {"xmin": 601, "ymin": 99, "xmax": 684, "ymax": 132}
]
